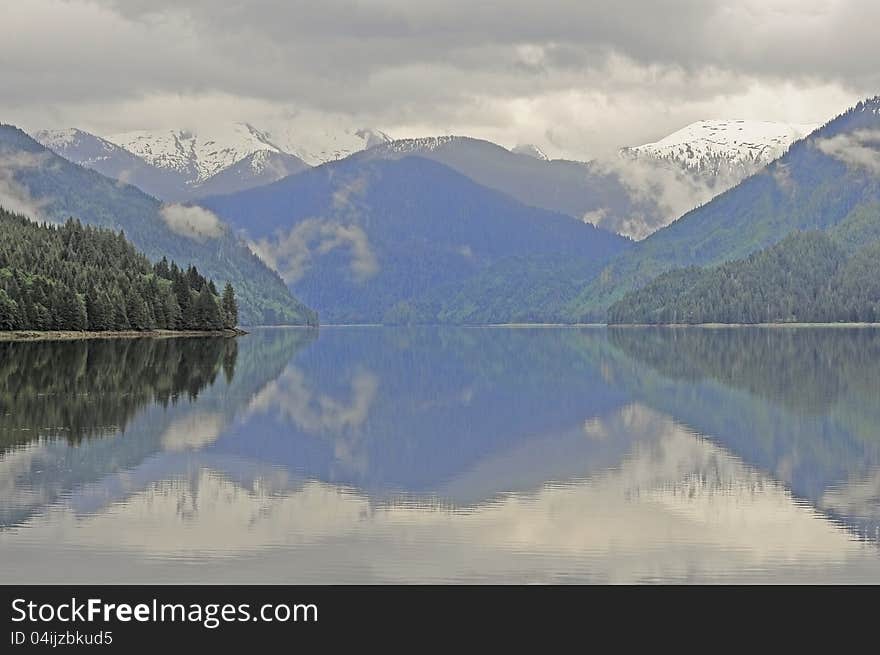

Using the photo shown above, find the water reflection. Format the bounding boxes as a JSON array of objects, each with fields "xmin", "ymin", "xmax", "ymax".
[
  {"xmin": 0, "ymin": 337, "xmax": 239, "ymax": 450},
  {"xmin": 608, "ymin": 327, "xmax": 880, "ymax": 541},
  {"xmin": 0, "ymin": 326, "xmax": 879, "ymax": 583}
]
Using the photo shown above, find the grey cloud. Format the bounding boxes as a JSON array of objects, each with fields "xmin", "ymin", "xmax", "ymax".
[
  {"xmin": 1, "ymin": 1, "xmax": 874, "ymax": 158},
  {"xmin": 92, "ymin": 1, "xmax": 880, "ymax": 84},
  {"xmin": 815, "ymin": 129, "xmax": 880, "ymax": 174},
  {"xmin": 159, "ymin": 204, "xmax": 225, "ymax": 240}
]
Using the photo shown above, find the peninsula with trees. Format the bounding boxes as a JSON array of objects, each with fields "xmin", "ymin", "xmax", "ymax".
[{"xmin": 0, "ymin": 206, "xmax": 242, "ymax": 340}]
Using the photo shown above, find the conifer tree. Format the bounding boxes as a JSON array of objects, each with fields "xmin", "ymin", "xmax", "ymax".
[{"xmin": 221, "ymin": 282, "xmax": 238, "ymax": 329}]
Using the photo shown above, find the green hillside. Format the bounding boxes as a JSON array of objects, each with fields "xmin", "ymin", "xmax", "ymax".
[
  {"xmin": 608, "ymin": 231, "xmax": 880, "ymax": 324},
  {"xmin": 565, "ymin": 97, "xmax": 880, "ymax": 321}
]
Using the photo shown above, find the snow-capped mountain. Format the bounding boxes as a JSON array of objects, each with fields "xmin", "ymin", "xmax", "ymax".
[
  {"xmin": 511, "ymin": 144, "xmax": 549, "ymax": 160},
  {"xmin": 621, "ymin": 120, "xmax": 818, "ymax": 178},
  {"xmin": 107, "ymin": 122, "xmax": 298, "ymax": 185},
  {"xmin": 263, "ymin": 126, "xmax": 392, "ymax": 166},
  {"xmin": 34, "ymin": 127, "xmax": 131, "ymax": 168},
  {"xmin": 34, "ymin": 122, "xmax": 390, "ymax": 200},
  {"xmin": 34, "ymin": 127, "xmax": 190, "ymax": 199}
]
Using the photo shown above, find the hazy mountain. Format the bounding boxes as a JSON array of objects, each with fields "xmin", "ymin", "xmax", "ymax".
[
  {"xmin": 354, "ymin": 135, "xmax": 669, "ymax": 238},
  {"xmin": 566, "ymin": 97, "xmax": 880, "ymax": 321},
  {"xmin": 200, "ymin": 156, "xmax": 631, "ymax": 324},
  {"xmin": 0, "ymin": 123, "xmax": 316, "ymax": 326},
  {"xmin": 510, "ymin": 143, "xmax": 549, "ymax": 160},
  {"xmin": 37, "ymin": 122, "xmax": 813, "ymax": 241},
  {"xmin": 190, "ymin": 149, "xmax": 310, "ymax": 198},
  {"xmin": 356, "ymin": 128, "xmax": 817, "ymax": 241}
]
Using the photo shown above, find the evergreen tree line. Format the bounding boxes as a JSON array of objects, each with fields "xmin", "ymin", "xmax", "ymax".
[
  {"xmin": 0, "ymin": 207, "xmax": 238, "ymax": 331},
  {"xmin": 608, "ymin": 231, "xmax": 880, "ymax": 324}
]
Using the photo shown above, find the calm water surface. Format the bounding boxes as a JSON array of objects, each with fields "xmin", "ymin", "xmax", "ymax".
[{"xmin": 1, "ymin": 326, "xmax": 879, "ymax": 583}]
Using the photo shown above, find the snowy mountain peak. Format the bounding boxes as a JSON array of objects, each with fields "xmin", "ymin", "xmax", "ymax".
[
  {"xmin": 107, "ymin": 122, "xmax": 285, "ymax": 184},
  {"xmin": 511, "ymin": 143, "xmax": 549, "ymax": 160},
  {"xmin": 621, "ymin": 120, "xmax": 818, "ymax": 175},
  {"xmin": 259, "ymin": 126, "xmax": 392, "ymax": 166},
  {"xmin": 33, "ymin": 128, "xmax": 135, "ymax": 168},
  {"xmin": 373, "ymin": 136, "xmax": 460, "ymax": 156},
  {"xmin": 33, "ymin": 127, "xmax": 82, "ymax": 150}
]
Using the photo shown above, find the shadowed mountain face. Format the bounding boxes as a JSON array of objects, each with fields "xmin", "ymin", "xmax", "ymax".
[
  {"xmin": 1, "ymin": 327, "xmax": 879, "ymax": 584},
  {"xmin": 568, "ymin": 98, "xmax": 880, "ymax": 320},
  {"xmin": 200, "ymin": 156, "xmax": 631, "ymax": 324},
  {"xmin": 0, "ymin": 124, "xmax": 316, "ymax": 326}
]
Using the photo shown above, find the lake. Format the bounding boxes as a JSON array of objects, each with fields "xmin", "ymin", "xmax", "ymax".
[{"xmin": 1, "ymin": 326, "xmax": 879, "ymax": 583}]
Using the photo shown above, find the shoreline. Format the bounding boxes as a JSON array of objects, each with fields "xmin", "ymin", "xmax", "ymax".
[
  {"xmin": 607, "ymin": 322, "xmax": 880, "ymax": 329},
  {"xmin": 0, "ymin": 328, "xmax": 248, "ymax": 342},
  {"xmin": 318, "ymin": 322, "xmax": 880, "ymax": 329}
]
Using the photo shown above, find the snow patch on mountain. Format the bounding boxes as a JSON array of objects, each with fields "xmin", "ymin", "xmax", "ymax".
[
  {"xmin": 511, "ymin": 144, "xmax": 549, "ymax": 160},
  {"xmin": 262, "ymin": 126, "xmax": 392, "ymax": 166},
  {"xmin": 34, "ymin": 128, "xmax": 128, "ymax": 167},
  {"xmin": 33, "ymin": 128, "xmax": 80, "ymax": 151},
  {"xmin": 621, "ymin": 120, "xmax": 818, "ymax": 177}
]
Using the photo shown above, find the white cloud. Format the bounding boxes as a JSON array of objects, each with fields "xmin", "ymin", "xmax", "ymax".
[
  {"xmin": 815, "ymin": 129, "xmax": 880, "ymax": 174},
  {"xmin": 0, "ymin": 151, "xmax": 52, "ymax": 221},
  {"xmin": 159, "ymin": 203, "xmax": 225, "ymax": 240},
  {"xmin": 160, "ymin": 412, "xmax": 225, "ymax": 451},
  {"xmin": 252, "ymin": 218, "xmax": 379, "ymax": 284},
  {"xmin": 590, "ymin": 156, "xmax": 722, "ymax": 239}
]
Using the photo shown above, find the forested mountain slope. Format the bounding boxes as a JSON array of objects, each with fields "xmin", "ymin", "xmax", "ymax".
[
  {"xmin": 0, "ymin": 124, "xmax": 315, "ymax": 326},
  {"xmin": 567, "ymin": 97, "xmax": 880, "ymax": 321},
  {"xmin": 201, "ymin": 156, "xmax": 631, "ymax": 324},
  {"xmin": 608, "ymin": 231, "xmax": 880, "ymax": 324}
]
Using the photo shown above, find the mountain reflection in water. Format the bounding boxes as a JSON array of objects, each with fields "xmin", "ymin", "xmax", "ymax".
[{"xmin": 0, "ymin": 326, "xmax": 878, "ymax": 583}]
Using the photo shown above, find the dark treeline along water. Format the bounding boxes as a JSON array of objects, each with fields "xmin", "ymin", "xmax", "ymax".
[{"xmin": 0, "ymin": 326, "xmax": 879, "ymax": 583}]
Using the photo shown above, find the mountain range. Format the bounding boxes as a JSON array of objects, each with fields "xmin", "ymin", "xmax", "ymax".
[
  {"xmin": 0, "ymin": 124, "xmax": 316, "ymax": 326},
  {"xmin": 16, "ymin": 99, "xmax": 879, "ymax": 327},
  {"xmin": 569, "ymin": 97, "xmax": 880, "ymax": 320},
  {"xmin": 33, "ymin": 123, "xmax": 391, "ymax": 202},
  {"xmin": 199, "ymin": 155, "xmax": 631, "ymax": 324},
  {"xmin": 33, "ymin": 120, "xmax": 811, "ymax": 239}
]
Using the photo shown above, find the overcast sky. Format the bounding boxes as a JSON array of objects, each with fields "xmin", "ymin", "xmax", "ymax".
[{"xmin": 2, "ymin": 0, "xmax": 877, "ymax": 159}]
